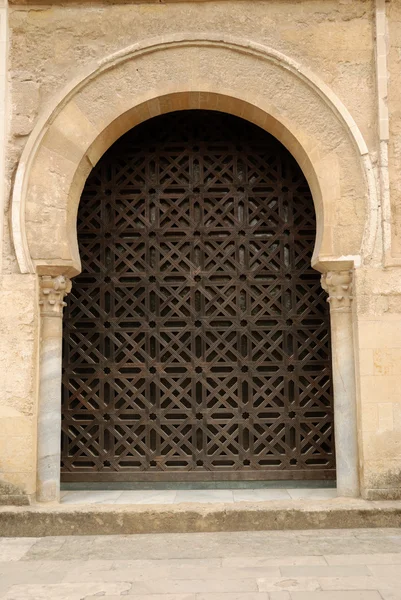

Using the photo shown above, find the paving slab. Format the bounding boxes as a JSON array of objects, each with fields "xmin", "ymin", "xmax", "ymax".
[
  {"xmin": 257, "ymin": 577, "xmax": 322, "ymax": 592},
  {"xmin": 109, "ymin": 558, "xmax": 223, "ymax": 570},
  {"xmin": 0, "ymin": 529, "xmax": 399, "ymax": 599},
  {"xmin": 114, "ymin": 491, "xmax": 177, "ymax": 505},
  {"xmin": 319, "ymin": 575, "xmax": 401, "ymax": 591},
  {"xmin": 232, "ymin": 491, "xmax": 291, "ymax": 502},
  {"xmin": 367, "ymin": 563, "xmax": 401, "ymax": 577},
  {"xmin": 196, "ymin": 595, "xmax": 269, "ymax": 600},
  {"xmin": 380, "ymin": 592, "xmax": 401, "ymax": 600},
  {"xmin": 290, "ymin": 593, "xmax": 383, "ymax": 600},
  {"xmin": 325, "ymin": 552, "xmax": 401, "ymax": 565},
  {"xmin": 130, "ymin": 579, "xmax": 259, "ymax": 594},
  {"xmin": 286, "ymin": 489, "xmax": 337, "ymax": 500},
  {"xmin": 2, "ymin": 582, "xmax": 131, "ymax": 599},
  {"xmin": 61, "ymin": 491, "xmax": 124, "ymax": 505},
  {"xmin": 223, "ymin": 556, "xmax": 327, "ymax": 567},
  {"xmin": 279, "ymin": 565, "xmax": 371, "ymax": 577},
  {"xmin": 175, "ymin": 490, "xmax": 235, "ymax": 504},
  {"xmin": 14, "ymin": 530, "xmax": 400, "ymax": 562},
  {"xmin": 86, "ymin": 597, "xmax": 195, "ymax": 600}
]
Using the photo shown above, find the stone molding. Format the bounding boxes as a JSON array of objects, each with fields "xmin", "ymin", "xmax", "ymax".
[
  {"xmin": 321, "ymin": 270, "xmax": 353, "ymax": 311},
  {"xmin": 10, "ymin": 33, "xmax": 377, "ymax": 276},
  {"xmin": 38, "ymin": 275, "xmax": 71, "ymax": 317}
]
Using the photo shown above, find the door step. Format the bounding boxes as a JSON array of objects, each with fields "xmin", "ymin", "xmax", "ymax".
[
  {"xmin": 60, "ymin": 480, "xmax": 337, "ymax": 491},
  {"xmin": 1, "ymin": 498, "xmax": 401, "ymax": 537}
]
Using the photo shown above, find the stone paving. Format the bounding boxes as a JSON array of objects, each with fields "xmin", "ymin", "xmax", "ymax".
[
  {"xmin": 60, "ymin": 488, "xmax": 337, "ymax": 505},
  {"xmin": 0, "ymin": 529, "xmax": 400, "ymax": 599}
]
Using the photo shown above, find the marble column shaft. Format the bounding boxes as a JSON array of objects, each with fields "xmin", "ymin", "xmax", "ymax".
[
  {"xmin": 322, "ymin": 270, "xmax": 359, "ymax": 498},
  {"xmin": 37, "ymin": 275, "xmax": 71, "ymax": 503}
]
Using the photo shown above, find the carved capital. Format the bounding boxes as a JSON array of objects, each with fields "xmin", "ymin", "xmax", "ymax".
[
  {"xmin": 39, "ymin": 275, "xmax": 72, "ymax": 317},
  {"xmin": 321, "ymin": 270, "xmax": 353, "ymax": 311}
]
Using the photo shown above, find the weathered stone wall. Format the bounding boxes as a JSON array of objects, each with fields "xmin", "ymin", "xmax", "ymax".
[
  {"xmin": 355, "ymin": 267, "xmax": 401, "ymax": 500},
  {"xmin": 0, "ymin": 274, "xmax": 37, "ymax": 504},
  {"xmin": 2, "ymin": 0, "xmax": 401, "ymax": 503},
  {"xmin": 4, "ymin": 0, "xmax": 376, "ymax": 273},
  {"xmin": 7, "ymin": 0, "xmax": 375, "ymax": 137}
]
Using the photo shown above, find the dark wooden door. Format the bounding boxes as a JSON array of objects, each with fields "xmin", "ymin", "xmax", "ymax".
[{"xmin": 61, "ymin": 111, "xmax": 335, "ymax": 482}]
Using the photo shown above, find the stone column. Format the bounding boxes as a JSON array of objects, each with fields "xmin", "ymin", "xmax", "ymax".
[
  {"xmin": 37, "ymin": 275, "xmax": 71, "ymax": 502},
  {"xmin": 321, "ymin": 270, "xmax": 359, "ymax": 498}
]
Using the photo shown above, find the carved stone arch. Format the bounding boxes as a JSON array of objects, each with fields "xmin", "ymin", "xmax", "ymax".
[
  {"xmin": 11, "ymin": 33, "xmax": 377, "ymax": 277},
  {"xmin": 11, "ymin": 34, "xmax": 371, "ymax": 501}
]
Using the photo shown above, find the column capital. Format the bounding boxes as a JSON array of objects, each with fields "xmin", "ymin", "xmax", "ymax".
[
  {"xmin": 321, "ymin": 270, "xmax": 353, "ymax": 311},
  {"xmin": 39, "ymin": 275, "xmax": 71, "ymax": 317}
]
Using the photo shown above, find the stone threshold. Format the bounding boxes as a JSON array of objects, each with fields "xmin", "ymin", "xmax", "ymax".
[
  {"xmin": 60, "ymin": 487, "xmax": 338, "ymax": 505},
  {"xmin": 1, "ymin": 498, "xmax": 401, "ymax": 537},
  {"xmin": 60, "ymin": 479, "xmax": 336, "ymax": 491}
]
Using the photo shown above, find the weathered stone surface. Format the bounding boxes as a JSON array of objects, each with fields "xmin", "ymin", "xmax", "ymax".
[
  {"xmin": 10, "ymin": 80, "xmax": 40, "ymax": 137},
  {"xmin": 0, "ymin": 500, "xmax": 401, "ymax": 538},
  {"xmin": 0, "ymin": 275, "xmax": 37, "ymax": 503},
  {"xmin": 0, "ymin": 480, "xmax": 30, "ymax": 506},
  {"xmin": 0, "ymin": 0, "xmax": 400, "ymax": 504},
  {"xmin": 2, "ymin": 527, "xmax": 401, "ymax": 600}
]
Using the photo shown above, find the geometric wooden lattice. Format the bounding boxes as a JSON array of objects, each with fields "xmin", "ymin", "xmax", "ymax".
[{"xmin": 61, "ymin": 110, "xmax": 335, "ymax": 482}]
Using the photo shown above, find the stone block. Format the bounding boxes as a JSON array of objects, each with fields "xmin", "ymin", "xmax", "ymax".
[
  {"xmin": 360, "ymin": 376, "xmax": 401, "ymax": 404},
  {"xmin": 320, "ymin": 575, "xmax": 400, "ymax": 592},
  {"xmin": 290, "ymin": 593, "xmax": 382, "ymax": 600},
  {"xmin": 0, "ymin": 436, "xmax": 35, "ymax": 473},
  {"xmin": 63, "ymin": 565, "xmax": 281, "ymax": 583},
  {"xmin": 325, "ymin": 553, "xmax": 401, "ymax": 565},
  {"xmin": 2, "ymin": 582, "xmax": 131, "ymax": 599},
  {"xmin": 0, "ymin": 539, "xmax": 36, "ymax": 561},
  {"xmin": 223, "ymin": 557, "xmax": 327, "ymax": 568},
  {"xmin": 279, "ymin": 566, "xmax": 370, "ymax": 578},
  {"xmin": 257, "ymin": 577, "xmax": 320, "ymax": 592},
  {"xmin": 358, "ymin": 320, "xmax": 401, "ymax": 350},
  {"xmin": 11, "ymin": 80, "xmax": 40, "ymax": 136},
  {"xmin": 127, "ymin": 579, "xmax": 258, "ymax": 594}
]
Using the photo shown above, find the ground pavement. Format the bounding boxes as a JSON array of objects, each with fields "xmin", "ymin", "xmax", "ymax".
[{"xmin": 0, "ymin": 529, "xmax": 400, "ymax": 599}]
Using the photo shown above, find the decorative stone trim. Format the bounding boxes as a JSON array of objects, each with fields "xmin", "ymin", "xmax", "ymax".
[
  {"xmin": 375, "ymin": 0, "xmax": 393, "ymax": 266},
  {"xmin": 321, "ymin": 270, "xmax": 353, "ymax": 311},
  {"xmin": 39, "ymin": 275, "xmax": 71, "ymax": 317},
  {"xmin": 11, "ymin": 33, "xmax": 377, "ymax": 275}
]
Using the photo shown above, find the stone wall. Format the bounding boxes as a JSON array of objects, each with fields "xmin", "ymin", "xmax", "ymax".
[
  {"xmin": 1, "ymin": 0, "xmax": 401, "ymax": 502},
  {"xmin": 355, "ymin": 267, "xmax": 401, "ymax": 500},
  {"xmin": 4, "ymin": 0, "xmax": 376, "ymax": 273},
  {"xmin": 0, "ymin": 274, "xmax": 37, "ymax": 504}
]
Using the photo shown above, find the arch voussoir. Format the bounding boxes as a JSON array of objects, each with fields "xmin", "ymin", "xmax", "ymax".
[{"xmin": 12, "ymin": 34, "xmax": 374, "ymax": 277}]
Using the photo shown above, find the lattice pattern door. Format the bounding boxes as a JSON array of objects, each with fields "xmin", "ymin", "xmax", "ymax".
[{"xmin": 61, "ymin": 111, "xmax": 335, "ymax": 482}]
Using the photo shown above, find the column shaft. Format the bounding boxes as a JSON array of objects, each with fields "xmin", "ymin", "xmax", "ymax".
[
  {"xmin": 37, "ymin": 275, "xmax": 71, "ymax": 503},
  {"xmin": 322, "ymin": 270, "xmax": 359, "ymax": 497}
]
